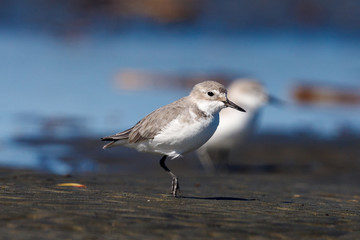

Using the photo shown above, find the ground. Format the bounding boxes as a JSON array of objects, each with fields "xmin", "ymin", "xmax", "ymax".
[{"xmin": 0, "ymin": 166, "xmax": 359, "ymax": 239}]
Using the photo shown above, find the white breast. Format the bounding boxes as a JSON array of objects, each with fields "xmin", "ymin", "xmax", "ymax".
[{"xmin": 148, "ymin": 112, "xmax": 220, "ymax": 158}]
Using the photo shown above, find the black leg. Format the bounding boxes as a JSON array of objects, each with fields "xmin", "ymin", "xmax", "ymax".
[{"xmin": 159, "ymin": 155, "xmax": 179, "ymax": 197}]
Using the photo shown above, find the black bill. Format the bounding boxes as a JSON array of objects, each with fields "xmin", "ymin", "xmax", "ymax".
[{"xmin": 225, "ymin": 99, "xmax": 246, "ymax": 112}]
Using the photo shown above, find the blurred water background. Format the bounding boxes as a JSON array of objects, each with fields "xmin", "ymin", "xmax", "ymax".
[{"xmin": 1, "ymin": 0, "xmax": 359, "ymax": 174}]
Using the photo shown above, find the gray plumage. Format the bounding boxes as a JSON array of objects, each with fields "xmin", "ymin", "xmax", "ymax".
[
  {"xmin": 102, "ymin": 97, "xmax": 195, "ymax": 148},
  {"xmin": 101, "ymin": 81, "xmax": 237, "ymax": 150}
]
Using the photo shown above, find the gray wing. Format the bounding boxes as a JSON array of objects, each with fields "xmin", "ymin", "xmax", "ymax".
[
  {"xmin": 101, "ymin": 97, "xmax": 189, "ymax": 145},
  {"xmin": 128, "ymin": 97, "xmax": 188, "ymax": 143}
]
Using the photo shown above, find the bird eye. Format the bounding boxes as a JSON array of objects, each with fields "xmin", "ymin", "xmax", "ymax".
[{"xmin": 207, "ymin": 91, "xmax": 214, "ymax": 97}]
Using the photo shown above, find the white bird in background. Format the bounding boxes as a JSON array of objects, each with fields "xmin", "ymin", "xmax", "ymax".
[{"xmin": 197, "ymin": 79, "xmax": 279, "ymax": 171}]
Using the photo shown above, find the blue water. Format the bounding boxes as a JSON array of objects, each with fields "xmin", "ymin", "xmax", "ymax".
[{"xmin": 1, "ymin": 29, "xmax": 360, "ymax": 172}]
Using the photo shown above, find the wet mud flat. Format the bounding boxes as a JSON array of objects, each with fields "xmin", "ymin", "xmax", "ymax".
[{"xmin": 0, "ymin": 167, "xmax": 359, "ymax": 240}]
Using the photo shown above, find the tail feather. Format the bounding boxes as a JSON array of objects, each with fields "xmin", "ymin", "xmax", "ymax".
[
  {"xmin": 101, "ymin": 136, "xmax": 116, "ymax": 141},
  {"xmin": 101, "ymin": 136, "xmax": 122, "ymax": 149},
  {"xmin": 101, "ymin": 127, "xmax": 133, "ymax": 149},
  {"xmin": 102, "ymin": 140, "xmax": 117, "ymax": 149}
]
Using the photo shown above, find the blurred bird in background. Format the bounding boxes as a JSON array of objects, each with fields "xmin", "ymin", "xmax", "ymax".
[{"xmin": 197, "ymin": 79, "xmax": 281, "ymax": 171}]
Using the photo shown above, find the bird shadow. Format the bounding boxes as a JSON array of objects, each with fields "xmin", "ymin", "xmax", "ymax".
[{"xmin": 178, "ymin": 196, "xmax": 258, "ymax": 201}]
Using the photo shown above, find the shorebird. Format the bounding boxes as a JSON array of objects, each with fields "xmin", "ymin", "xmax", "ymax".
[
  {"xmin": 101, "ymin": 81, "xmax": 246, "ymax": 196},
  {"xmin": 197, "ymin": 79, "xmax": 277, "ymax": 171}
]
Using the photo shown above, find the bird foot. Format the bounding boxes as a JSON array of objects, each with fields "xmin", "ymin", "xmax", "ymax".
[{"xmin": 171, "ymin": 176, "xmax": 180, "ymax": 197}]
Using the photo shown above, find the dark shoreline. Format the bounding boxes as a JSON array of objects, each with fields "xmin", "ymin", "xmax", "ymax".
[
  {"xmin": 11, "ymin": 130, "xmax": 360, "ymax": 174},
  {"xmin": 0, "ymin": 167, "xmax": 359, "ymax": 239}
]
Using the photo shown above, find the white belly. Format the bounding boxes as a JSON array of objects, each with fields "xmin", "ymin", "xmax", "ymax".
[{"xmin": 140, "ymin": 113, "xmax": 219, "ymax": 158}]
